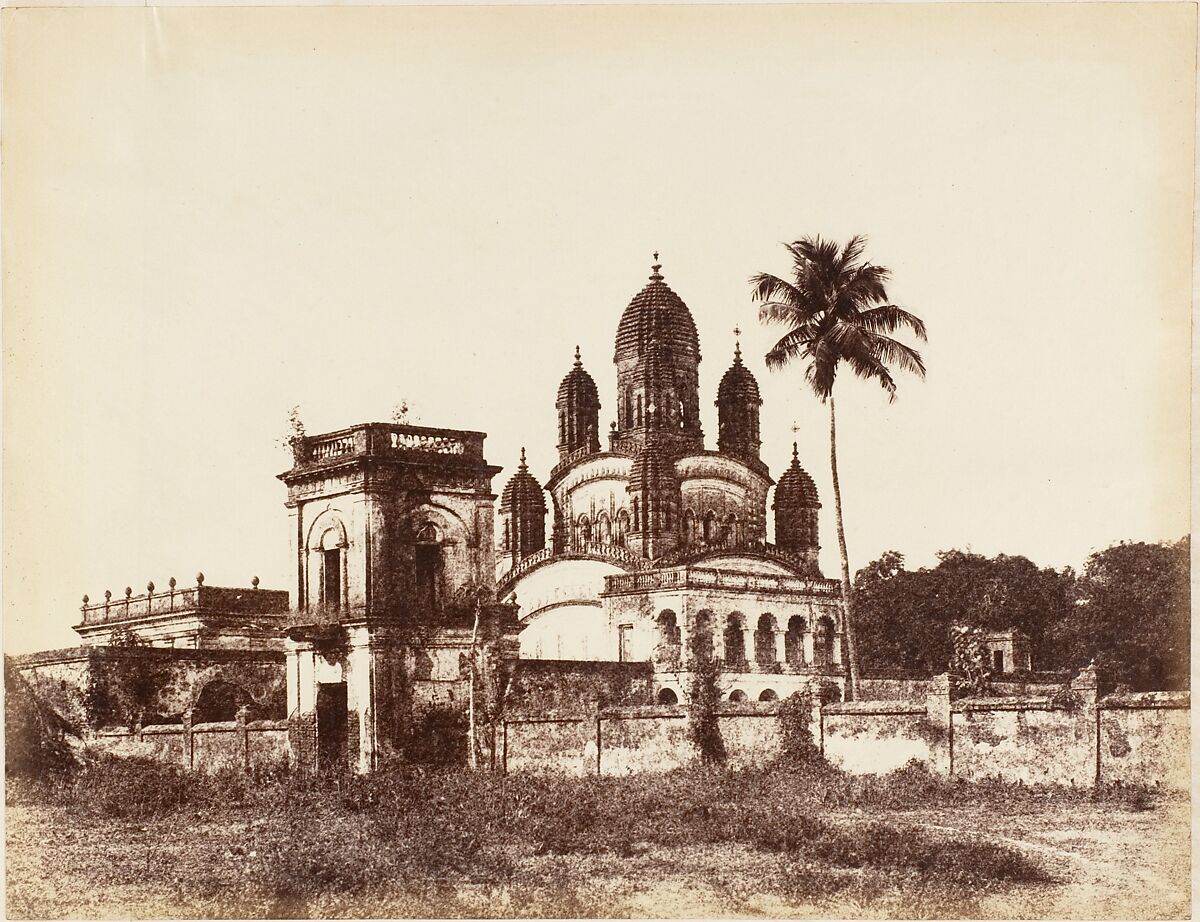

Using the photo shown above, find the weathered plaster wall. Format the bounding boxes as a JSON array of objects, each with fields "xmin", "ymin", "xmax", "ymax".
[
  {"xmin": 503, "ymin": 717, "xmax": 594, "ymax": 775},
  {"xmin": 823, "ymin": 703, "xmax": 934, "ymax": 774},
  {"xmin": 1099, "ymin": 695, "xmax": 1190, "ymax": 791},
  {"xmin": 600, "ymin": 709, "xmax": 691, "ymax": 775},
  {"xmin": 952, "ymin": 702, "xmax": 1093, "ymax": 786},
  {"xmin": 92, "ymin": 719, "xmax": 289, "ymax": 772}
]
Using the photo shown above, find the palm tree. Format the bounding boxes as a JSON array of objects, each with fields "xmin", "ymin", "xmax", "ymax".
[{"xmin": 751, "ymin": 235, "xmax": 927, "ymax": 699}]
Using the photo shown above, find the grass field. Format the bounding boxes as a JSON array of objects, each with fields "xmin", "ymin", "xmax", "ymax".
[{"xmin": 5, "ymin": 757, "xmax": 1190, "ymax": 919}]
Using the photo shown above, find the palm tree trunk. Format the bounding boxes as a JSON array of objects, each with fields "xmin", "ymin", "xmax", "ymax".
[{"xmin": 829, "ymin": 396, "xmax": 861, "ymax": 700}]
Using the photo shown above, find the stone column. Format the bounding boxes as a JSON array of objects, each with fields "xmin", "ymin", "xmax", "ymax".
[
  {"xmin": 773, "ymin": 630, "xmax": 787, "ymax": 665},
  {"xmin": 285, "ymin": 637, "xmax": 318, "ymax": 772},
  {"xmin": 803, "ymin": 631, "xmax": 815, "ymax": 666},
  {"xmin": 924, "ymin": 673, "xmax": 956, "ymax": 777},
  {"xmin": 345, "ymin": 626, "xmax": 376, "ymax": 775},
  {"xmin": 742, "ymin": 628, "xmax": 755, "ymax": 668},
  {"xmin": 832, "ymin": 634, "xmax": 843, "ymax": 665},
  {"xmin": 714, "ymin": 627, "xmax": 726, "ymax": 663}
]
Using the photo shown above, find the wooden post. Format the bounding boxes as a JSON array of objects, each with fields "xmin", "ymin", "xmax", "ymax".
[
  {"xmin": 236, "ymin": 705, "xmax": 250, "ymax": 772},
  {"xmin": 182, "ymin": 709, "xmax": 194, "ymax": 771}
]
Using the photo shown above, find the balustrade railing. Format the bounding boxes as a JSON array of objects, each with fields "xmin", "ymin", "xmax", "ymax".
[
  {"xmin": 291, "ymin": 423, "xmax": 484, "ymax": 468},
  {"xmin": 77, "ymin": 582, "xmax": 289, "ymax": 626},
  {"xmin": 604, "ymin": 566, "xmax": 841, "ymax": 597}
]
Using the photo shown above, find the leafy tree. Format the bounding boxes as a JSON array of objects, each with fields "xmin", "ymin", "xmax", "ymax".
[
  {"xmin": 1046, "ymin": 538, "xmax": 1190, "ymax": 691},
  {"xmin": 853, "ymin": 549, "xmax": 1075, "ymax": 675},
  {"xmin": 752, "ymin": 236, "xmax": 927, "ymax": 699}
]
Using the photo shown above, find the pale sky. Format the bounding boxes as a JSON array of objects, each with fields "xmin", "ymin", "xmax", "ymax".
[{"xmin": 4, "ymin": 4, "xmax": 1194, "ymax": 654}]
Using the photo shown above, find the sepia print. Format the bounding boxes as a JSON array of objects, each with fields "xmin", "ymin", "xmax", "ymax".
[{"xmin": 2, "ymin": 4, "xmax": 1193, "ymax": 919}]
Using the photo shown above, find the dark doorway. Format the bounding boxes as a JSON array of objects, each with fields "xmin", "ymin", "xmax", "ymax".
[
  {"xmin": 993, "ymin": 649, "xmax": 1005, "ymax": 673},
  {"xmin": 316, "ymin": 682, "xmax": 347, "ymax": 771}
]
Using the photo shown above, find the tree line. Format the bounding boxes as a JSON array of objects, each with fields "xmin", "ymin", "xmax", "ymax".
[{"xmin": 851, "ymin": 537, "xmax": 1190, "ymax": 691}]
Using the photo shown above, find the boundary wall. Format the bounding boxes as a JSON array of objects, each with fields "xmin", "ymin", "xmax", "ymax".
[
  {"xmin": 504, "ymin": 669, "xmax": 1189, "ymax": 790},
  {"xmin": 91, "ymin": 708, "xmax": 288, "ymax": 773}
]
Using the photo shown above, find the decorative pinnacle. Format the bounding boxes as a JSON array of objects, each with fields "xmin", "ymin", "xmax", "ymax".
[
  {"xmin": 519, "ymin": 446, "xmax": 527, "ymax": 466},
  {"xmin": 790, "ymin": 421, "xmax": 801, "ymax": 461},
  {"xmin": 733, "ymin": 326, "xmax": 742, "ymax": 360},
  {"xmin": 573, "ymin": 345, "xmax": 581, "ymax": 366},
  {"xmin": 650, "ymin": 252, "xmax": 663, "ymax": 281}
]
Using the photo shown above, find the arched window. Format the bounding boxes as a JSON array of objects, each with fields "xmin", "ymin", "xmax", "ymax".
[
  {"xmin": 729, "ymin": 689, "xmax": 747, "ymax": 702},
  {"xmin": 724, "ymin": 613, "xmax": 746, "ymax": 665},
  {"xmin": 786, "ymin": 616, "xmax": 806, "ymax": 665},
  {"xmin": 755, "ymin": 613, "xmax": 777, "ymax": 665},
  {"xmin": 721, "ymin": 513, "xmax": 736, "ymax": 545},
  {"xmin": 578, "ymin": 515, "xmax": 592, "ymax": 545},
  {"xmin": 655, "ymin": 610, "xmax": 681, "ymax": 668},
  {"xmin": 597, "ymin": 512, "xmax": 612, "ymax": 545},
  {"xmin": 558, "ymin": 411, "xmax": 566, "ymax": 443},
  {"xmin": 657, "ymin": 687, "xmax": 678, "ymax": 705},
  {"xmin": 414, "ymin": 522, "xmax": 441, "ymax": 614},
  {"xmin": 319, "ymin": 527, "xmax": 344, "ymax": 611},
  {"xmin": 758, "ymin": 689, "xmax": 778, "ymax": 702},
  {"xmin": 815, "ymin": 616, "xmax": 835, "ymax": 666},
  {"xmin": 683, "ymin": 509, "xmax": 696, "ymax": 546},
  {"xmin": 703, "ymin": 510, "xmax": 717, "ymax": 543},
  {"xmin": 636, "ymin": 394, "xmax": 643, "ymax": 427},
  {"xmin": 615, "ymin": 509, "xmax": 630, "ymax": 547}
]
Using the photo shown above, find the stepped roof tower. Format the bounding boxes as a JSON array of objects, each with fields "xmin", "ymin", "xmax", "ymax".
[{"xmin": 715, "ymin": 335, "xmax": 763, "ymax": 466}]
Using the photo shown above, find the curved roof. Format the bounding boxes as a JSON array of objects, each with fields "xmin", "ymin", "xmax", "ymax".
[
  {"xmin": 774, "ymin": 443, "xmax": 820, "ymax": 508},
  {"xmin": 556, "ymin": 346, "xmax": 600, "ymax": 408},
  {"xmin": 716, "ymin": 344, "xmax": 762, "ymax": 406},
  {"xmin": 500, "ymin": 449, "xmax": 547, "ymax": 512},
  {"xmin": 614, "ymin": 260, "xmax": 701, "ymax": 364}
]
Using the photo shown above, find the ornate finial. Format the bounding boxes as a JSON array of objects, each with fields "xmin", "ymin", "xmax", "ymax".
[
  {"xmin": 124, "ymin": 587, "xmax": 133, "ymax": 598},
  {"xmin": 168, "ymin": 576, "xmax": 176, "ymax": 590},
  {"xmin": 519, "ymin": 446, "xmax": 527, "ymax": 466},
  {"xmin": 82, "ymin": 594, "xmax": 89, "ymax": 605},
  {"xmin": 650, "ymin": 252, "xmax": 663, "ymax": 281},
  {"xmin": 610, "ymin": 421, "xmax": 617, "ymax": 431},
  {"xmin": 733, "ymin": 326, "xmax": 743, "ymax": 360},
  {"xmin": 196, "ymin": 571, "xmax": 205, "ymax": 586},
  {"xmin": 146, "ymin": 580, "xmax": 155, "ymax": 594},
  {"xmin": 251, "ymin": 576, "xmax": 260, "ymax": 589},
  {"xmin": 104, "ymin": 589, "xmax": 112, "ymax": 601},
  {"xmin": 792, "ymin": 442, "xmax": 799, "ymax": 461},
  {"xmin": 573, "ymin": 345, "xmax": 581, "ymax": 366}
]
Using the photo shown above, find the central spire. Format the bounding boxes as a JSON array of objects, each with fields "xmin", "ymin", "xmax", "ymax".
[{"xmin": 650, "ymin": 252, "xmax": 663, "ymax": 282}]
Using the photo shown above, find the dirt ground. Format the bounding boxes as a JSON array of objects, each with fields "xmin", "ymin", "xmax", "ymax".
[{"xmin": 5, "ymin": 795, "xmax": 1190, "ymax": 919}]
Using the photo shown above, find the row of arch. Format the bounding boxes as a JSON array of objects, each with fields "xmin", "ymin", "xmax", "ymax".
[
  {"xmin": 654, "ymin": 609, "xmax": 837, "ymax": 667},
  {"xmin": 654, "ymin": 686, "xmax": 841, "ymax": 705}
]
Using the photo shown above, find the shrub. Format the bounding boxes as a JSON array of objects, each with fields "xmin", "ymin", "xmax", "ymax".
[{"xmin": 777, "ymin": 691, "xmax": 820, "ymax": 764}]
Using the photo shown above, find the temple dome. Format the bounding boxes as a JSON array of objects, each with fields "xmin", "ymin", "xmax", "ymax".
[
  {"xmin": 614, "ymin": 260, "xmax": 701, "ymax": 363},
  {"xmin": 716, "ymin": 345, "xmax": 761, "ymax": 405},
  {"xmin": 500, "ymin": 449, "xmax": 546, "ymax": 513},
  {"xmin": 774, "ymin": 444, "xmax": 820, "ymax": 508},
  {"xmin": 557, "ymin": 348, "xmax": 600, "ymax": 407}
]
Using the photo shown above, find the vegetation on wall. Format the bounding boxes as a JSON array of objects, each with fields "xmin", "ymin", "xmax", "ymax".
[{"xmin": 686, "ymin": 655, "xmax": 727, "ymax": 765}]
